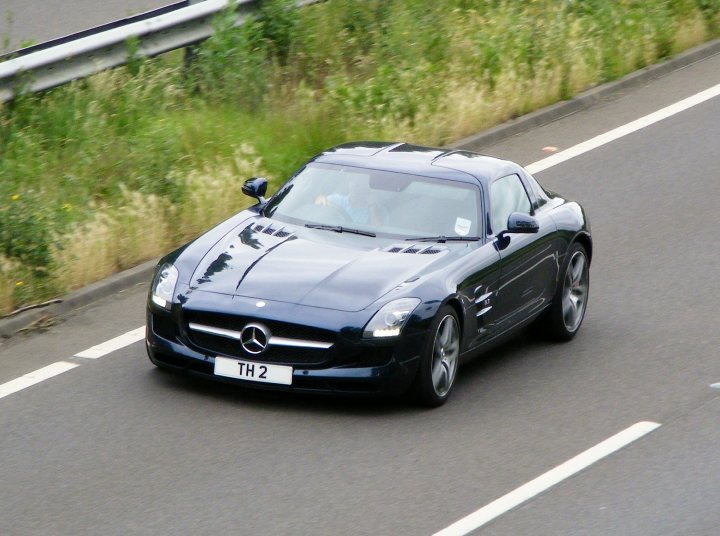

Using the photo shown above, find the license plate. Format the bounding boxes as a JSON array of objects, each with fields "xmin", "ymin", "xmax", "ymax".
[{"xmin": 214, "ymin": 356, "xmax": 293, "ymax": 386}]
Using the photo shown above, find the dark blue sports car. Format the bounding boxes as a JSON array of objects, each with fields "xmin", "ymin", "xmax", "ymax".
[{"xmin": 146, "ymin": 142, "xmax": 591, "ymax": 406}]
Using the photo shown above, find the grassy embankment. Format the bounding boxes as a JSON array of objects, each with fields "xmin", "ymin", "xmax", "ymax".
[{"xmin": 0, "ymin": 0, "xmax": 718, "ymax": 316}]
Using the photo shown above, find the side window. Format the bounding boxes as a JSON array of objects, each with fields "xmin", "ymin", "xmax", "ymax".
[
  {"xmin": 524, "ymin": 171, "xmax": 548, "ymax": 208},
  {"xmin": 490, "ymin": 174, "xmax": 531, "ymax": 235}
]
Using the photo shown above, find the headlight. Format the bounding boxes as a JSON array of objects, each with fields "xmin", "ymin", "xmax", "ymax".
[
  {"xmin": 151, "ymin": 263, "xmax": 178, "ymax": 309},
  {"xmin": 363, "ymin": 298, "xmax": 420, "ymax": 338}
]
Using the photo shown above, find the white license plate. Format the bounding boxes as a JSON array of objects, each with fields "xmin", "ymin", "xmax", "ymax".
[{"xmin": 214, "ymin": 356, "xmax": 293, "ymax": 386}]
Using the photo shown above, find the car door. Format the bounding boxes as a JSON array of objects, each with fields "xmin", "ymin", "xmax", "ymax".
[
  {"xmin": 489, "ymin": 174, "xmax": 559, "ymax": 332},
  {"xmin": 451, "ymin": 240, "xmax": 502, "ymax": 351},
  {"xmin": 439, "ymin": 184, "xmax": 503, "ymax": 352}
]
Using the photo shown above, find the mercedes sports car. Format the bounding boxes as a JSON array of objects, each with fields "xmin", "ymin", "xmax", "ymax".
[{"xmin": 146, "ymin": 142, "xmax": 591, "ymax": 406}]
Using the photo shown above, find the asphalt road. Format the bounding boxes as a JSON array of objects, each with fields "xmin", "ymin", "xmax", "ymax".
[
  {"xmin": 1, "ymin": 1, "xmax": 172, "ymax": 51},
  {"xmin": 1, "ymin": 50, "xmax": 720, "ymax": 536}
]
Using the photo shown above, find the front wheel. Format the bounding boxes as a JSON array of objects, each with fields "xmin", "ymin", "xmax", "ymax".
[
  {"xmin": 536, "ymin": 243, "xmax": 590, "ymax": 341},
  {"xmin": 412, "ymin": 306, "xmax": 461, "ymax": 407}
]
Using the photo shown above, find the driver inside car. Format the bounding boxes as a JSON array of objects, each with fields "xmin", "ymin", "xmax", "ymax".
[{"xmin": 314, "ymin": 177, "xmax": 386, "ymax": 225}]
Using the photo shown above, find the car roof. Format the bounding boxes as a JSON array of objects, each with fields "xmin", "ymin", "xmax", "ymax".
[{"xmin": 312, "ymin": 142, "xmax": 523, "ymax": 186}]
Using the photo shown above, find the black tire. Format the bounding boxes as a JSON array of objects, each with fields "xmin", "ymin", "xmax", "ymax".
[
  {"xmin": 535, "ymin": 242, "xmax": 589, "ymax": 341},
  {"xmin": 412, "ymin": 305, "xmax": 461, "ymax": 407}
]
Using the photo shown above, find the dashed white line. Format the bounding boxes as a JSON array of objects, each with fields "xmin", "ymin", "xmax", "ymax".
[
  {"xmin": 0, "ymin": 361, "xmax": 79, "ymax": 400},
  {"xmin": 526, "ymin": 82, "xmax": 720, "ymax": 174},
  {"xmin": 74, "ymin": 326, "xmax": 145, "ymax": 359},
  {"xmin": 0, "ymin": 326, "xmax": 145, "ymax": 401},
  {"xmin": 432, "ymin": 421, "xmax": 661, "ymax": 536}
]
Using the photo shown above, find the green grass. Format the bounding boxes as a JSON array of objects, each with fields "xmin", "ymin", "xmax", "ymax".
[{"xmin": 1, "ymin": 0, "xmax": 718, "ymax": 315}]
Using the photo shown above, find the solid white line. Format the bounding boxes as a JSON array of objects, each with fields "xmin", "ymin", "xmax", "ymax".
[
  {"xmin": 74, "ymin": 326, "xmax": 146, "ymax": 359},
  {"xmin": 0, "ymin": 361, "xmax": 79, "ymax": 400},
  {"xmin": 526, "ymin": 82, "xmax": 720, "ymax": 174},
  {"xmin": 433, "ymin": 421, "xmax": 661, "ymax": 536}
]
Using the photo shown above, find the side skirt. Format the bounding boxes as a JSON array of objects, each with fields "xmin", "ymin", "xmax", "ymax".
[{"xmin": 459, "ymin": 303, "xmax": 550, "ymax": 365}]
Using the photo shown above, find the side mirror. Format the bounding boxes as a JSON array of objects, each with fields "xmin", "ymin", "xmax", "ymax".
[
  {"xmin": 506, "ymin": 212, "xmax": 539, "ymax": 234},
  {"xmin": 242, "ymin": 177, "xmax": 268, "ymax": 205}
]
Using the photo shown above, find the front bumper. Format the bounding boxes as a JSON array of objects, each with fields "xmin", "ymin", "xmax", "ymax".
[{"xmin": 146, "ymin": 307, "xmax": 422, "ymax": 396}]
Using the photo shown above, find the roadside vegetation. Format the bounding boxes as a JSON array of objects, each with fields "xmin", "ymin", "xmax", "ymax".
[{"xmin": 1, "ymin": 0, "xmax": 718, "ymax": 316}]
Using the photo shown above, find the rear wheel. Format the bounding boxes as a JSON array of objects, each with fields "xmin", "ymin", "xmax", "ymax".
[
  {"xmin": 537, "ymin": 243, "xmax": 589, "ymax": 341},
  {"xmin": 412, "ymin": 306, "xmax": 461, "ymax": 407}
]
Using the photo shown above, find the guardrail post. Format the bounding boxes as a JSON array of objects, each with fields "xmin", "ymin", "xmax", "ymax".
[{"xmin": 184, "ymin": 0, "xmax": 206, "ymax": 68}]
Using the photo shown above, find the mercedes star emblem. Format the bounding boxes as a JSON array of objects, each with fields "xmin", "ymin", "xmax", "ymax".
[{"xmin": 240, "ymin": 323, "xmax": 270, "ymax": 355}]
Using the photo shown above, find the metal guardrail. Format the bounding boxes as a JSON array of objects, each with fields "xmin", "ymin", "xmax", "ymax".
[
  {"xmin": 0, "ymin": 0, "xmax": 287, "ymax": 103},
  {"xmin": 0, "ymin": 2, "xmax": 190, "ymax": 62}
]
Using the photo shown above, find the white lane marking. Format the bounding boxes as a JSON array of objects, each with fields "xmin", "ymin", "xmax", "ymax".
[
  {"xmin": 0, "ymin": 325, "xmax": 144, "ymax": 401},
  {"xmin": 433, "ymin": 421, "xmax": 661, "ymax": 536},
  {"xmin": 75, "ymin": 326, "xmax": 146, "ymax": 359},
  {"xmin": 0, "ymin": 361, "xmax": 79, "ymax": 400},
  {"xmin": 526, "ymin": 83, "xmax": 720, "ymax": 174}
]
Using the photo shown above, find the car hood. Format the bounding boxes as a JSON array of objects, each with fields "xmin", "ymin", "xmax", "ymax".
[{"xmin": 188, "ymin": 220, "xmax": 445, "ymax": 312}]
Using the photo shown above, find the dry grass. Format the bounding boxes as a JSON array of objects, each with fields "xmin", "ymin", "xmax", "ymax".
[
  {"xmin": 50, "ymin": 147, "xmax": 263, "ymax": 294},
  {"xmin": 51, "ymin": 192, "xmax": 176, "ymax": 293},
  {"xmin": 174, "ymin": 147, "xmax": 261, "ymax": 241},
  {"xmin": 672, "ymin": 13, "xmax": 711, "ymax": 53},
  {"xmin": 51, "ymin": 213, "xmax": 118, "ymax": 293},
  {"xmin": 382, "ymin": 64, "xmax": 572, "ymax": 145},
  {"xmin": 0, "ymin": 256, "xmax": 18, "ymax": 314}
]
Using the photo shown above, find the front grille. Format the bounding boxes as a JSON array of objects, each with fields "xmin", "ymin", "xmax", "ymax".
[
  {"xmin": 182, "ymin": 310, "xmax": 336, "ymax": 366},
  {"xmin": 188, "ymin": 330, "xmax": 329, "ymax": 365},
  {"xmin": 184, "ymin": 311, "xmax": 335, "ymax": 343}
]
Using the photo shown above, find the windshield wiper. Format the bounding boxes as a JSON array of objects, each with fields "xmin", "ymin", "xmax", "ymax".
[
  {"xmin": 404, "ymin": 235, "xmax": 482, "ymax": 242},
  {"xmin": 305, "ymin": 223, "xmax": 376, "ymax": 237}
]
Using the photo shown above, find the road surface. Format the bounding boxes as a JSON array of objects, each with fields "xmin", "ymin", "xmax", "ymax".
[{"xmin": 1, "ymin": 1, "xmax": 173, "ymax": 51}]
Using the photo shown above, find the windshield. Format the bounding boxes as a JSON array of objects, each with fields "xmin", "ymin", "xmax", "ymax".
[{"xmin": 264, "ymin": 163, "xmax": 481, "ymax": 238}]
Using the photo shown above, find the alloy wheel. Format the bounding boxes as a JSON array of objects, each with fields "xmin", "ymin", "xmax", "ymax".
[
  {"xmin": 431, "ymin": 314, "xmax": 460, "ymax": 397},
  {"xmin": 562, "ymin": 250, "xmax": 589, "ymax": 332}
]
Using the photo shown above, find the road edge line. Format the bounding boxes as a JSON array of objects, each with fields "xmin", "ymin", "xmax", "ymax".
[
  {"xmin": 525, "ymin": 83, "xmax": 720, "ymax": 173},
  {"xmin": 432, "ymin": 421, "xmax": 661, "ymax": 536}
]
